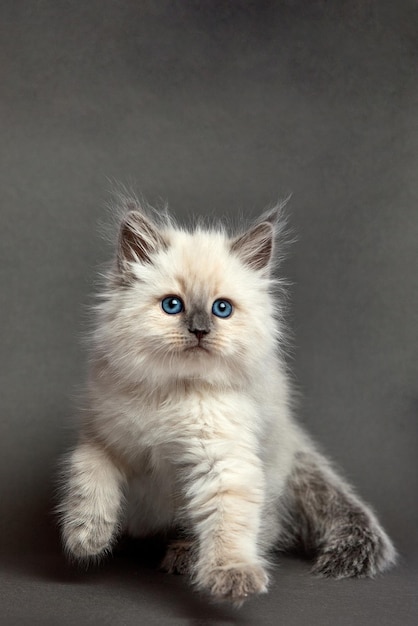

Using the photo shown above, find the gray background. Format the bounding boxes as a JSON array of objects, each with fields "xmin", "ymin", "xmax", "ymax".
[{"xmin": 1, "ymin": 1, "xmax": 417, "ymax": 624}]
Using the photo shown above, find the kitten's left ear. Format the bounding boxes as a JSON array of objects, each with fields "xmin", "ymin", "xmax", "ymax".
[{"xmin": 231, "ymin": 221, "xmax": 275, "ymax": 272}]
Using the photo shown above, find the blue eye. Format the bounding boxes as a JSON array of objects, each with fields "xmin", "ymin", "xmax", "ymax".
[
  {"xmin": 212, "ymin": 299, "xmax": 233, "ymax": 318},
  {"xmin": 161, "ymin": 296, "xmax": 184, "ymax": 315}
]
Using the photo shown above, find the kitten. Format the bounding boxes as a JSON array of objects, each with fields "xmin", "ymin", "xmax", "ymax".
[{"xmin": 57, "ymin": 200, "xmax": 396, "ymax": 605}]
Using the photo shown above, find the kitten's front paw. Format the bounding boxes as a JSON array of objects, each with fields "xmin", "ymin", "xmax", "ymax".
[
  {"xmin": 62, "ymin": 517, "xmax": 115, "ymax": 561},
  {"xmin": 198, "ymin": 564, "xmax": 269, "ymax": 605},
  {"xmin": 312, "ymin": 523, "xmax": 396, "ymax": 578},
  {"xmin": 161, "ymin": 540, "xmax": 196, "ymax": 575}
]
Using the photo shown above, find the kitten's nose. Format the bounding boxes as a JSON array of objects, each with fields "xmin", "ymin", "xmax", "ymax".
[
  {"xmin": 187, "ymin": 310, "xmax": 211, "ymax": 340},
  {"xmin": 189, "ymin": 328, "xmax": 209, "ymax": 341}
]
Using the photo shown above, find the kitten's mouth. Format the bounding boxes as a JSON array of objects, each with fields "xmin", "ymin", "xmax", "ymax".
[{"xmin": 185, "ymin": 343, "xmax": 209, "ymax": 353}]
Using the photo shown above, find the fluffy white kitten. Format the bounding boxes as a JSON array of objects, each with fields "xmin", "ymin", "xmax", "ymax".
[{"xmin": 58, "ymin": 201, "xmax": 396, "ymax": 604}]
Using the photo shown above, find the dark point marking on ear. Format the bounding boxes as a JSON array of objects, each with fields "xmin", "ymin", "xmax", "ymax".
[
  {"xmin": 230, "ymin": 222, "xmax": 274, "ymax": 271},
  {"xmin": 118, "ymin": 211, "xmax": 166, "ymax": 273}
]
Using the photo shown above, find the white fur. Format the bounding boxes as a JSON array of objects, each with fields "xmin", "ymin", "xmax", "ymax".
[{"xmin": 58, "ymin": 203, "xmax": 396, "ymax": 603}]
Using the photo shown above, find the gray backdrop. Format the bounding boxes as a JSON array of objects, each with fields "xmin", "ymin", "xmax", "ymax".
[{"xmin": 1, "ymin": 1, "xmax": 417, "ymax": 624}]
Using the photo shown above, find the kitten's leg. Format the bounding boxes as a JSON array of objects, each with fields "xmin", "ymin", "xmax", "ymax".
[
  {"xmin": 161, "ymin": 539, "xmax": 197, "ymax": 575},
  {"xmin": 58, "ymin": 440, "xmax": 127, "ymax": 561},
  {"xmin": 184, "ymin": 443, "xmax": 268, "ymax": 605},
  {"xmin": 284, "ymin": 451, "xmax": 397, "ymax": 578}
]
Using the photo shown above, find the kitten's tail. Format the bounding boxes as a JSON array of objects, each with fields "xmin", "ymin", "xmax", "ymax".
[{"xmin": 280, "ymin": 451, "xmax": 397, "ymax": 578}]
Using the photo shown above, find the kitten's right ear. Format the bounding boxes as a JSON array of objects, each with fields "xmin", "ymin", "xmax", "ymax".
[
  {"xmin": 231, "ymin": 221, "xmax": 275, "ymax": 272},
  {"xmin": 117, "ymin": 211, "xmax": 166, "ymax": 273}
]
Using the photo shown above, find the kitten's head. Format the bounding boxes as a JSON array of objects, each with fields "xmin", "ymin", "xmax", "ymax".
[{"xmin": 94, "ymin": 203, "xmax": 286, "ymax": 388}]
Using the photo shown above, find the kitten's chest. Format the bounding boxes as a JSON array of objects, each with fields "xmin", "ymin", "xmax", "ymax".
[
  {"xmin": 144, "ymin": 389, "xmax": 248, "ymax": 439},
  {"xmin": 95, "ymin": 384, "xmax": 257, "ymax": 463}
]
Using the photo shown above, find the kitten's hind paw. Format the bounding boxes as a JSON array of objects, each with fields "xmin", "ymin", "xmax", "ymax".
[
  {"xmin": 197, "ymin": 563, "xmax": 269, "ymax": 606},
  {"xmin": 161, "ymin": 539, "xmax": 196, "ymax": 575},
  {"xmin": 312, "ymin": 523, "xmax": 396, "ymax": 579}
]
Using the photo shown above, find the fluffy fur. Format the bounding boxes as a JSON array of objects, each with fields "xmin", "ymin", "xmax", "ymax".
[{"xmin": 57, "ymin": 200, "xmax": 396, "ymax": 605}]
